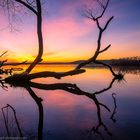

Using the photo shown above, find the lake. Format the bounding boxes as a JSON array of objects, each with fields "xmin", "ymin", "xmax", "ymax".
[{"xmin": 0, "ymin": 65, "xmax": 140, "ymax": 140}]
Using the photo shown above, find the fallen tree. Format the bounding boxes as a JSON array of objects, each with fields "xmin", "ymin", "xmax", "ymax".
[{"xmin": 1, "ymin": 0, "xmax": 123, "ymax": 83}]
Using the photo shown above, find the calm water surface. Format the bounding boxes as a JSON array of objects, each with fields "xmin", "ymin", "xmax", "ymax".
[{"xmin": 0, "ymin": 65, "xmax": 140, "ymax": 140}]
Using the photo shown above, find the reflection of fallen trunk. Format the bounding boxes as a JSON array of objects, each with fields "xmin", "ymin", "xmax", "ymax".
[
  {"xmin": 1, "ymin": 104, "xmax": 23, "ymax": 137},
  {"xmin": 29, "ymin": 77, "xmax": 116, "ymax": 96}
]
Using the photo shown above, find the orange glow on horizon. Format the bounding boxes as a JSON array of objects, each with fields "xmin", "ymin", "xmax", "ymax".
[{"xmin": 3, "ymin": 48, "xmax": 140, "ymax": 63}]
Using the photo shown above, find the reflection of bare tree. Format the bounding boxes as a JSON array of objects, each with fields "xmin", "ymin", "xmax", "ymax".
[
  {"xmin": 3, "ymin": 76, "xmax": 119, "ymax": 140},
  {"xmin": 1, "ymin": 104, "xmax": 23, "ymax": 137},
  {"xmin": 25, "ymin": 86, "xmax": 44, "ymax": 140}
]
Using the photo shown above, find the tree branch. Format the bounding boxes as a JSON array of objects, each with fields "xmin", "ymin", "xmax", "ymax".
[
  {"xmin": 0, "ymin": 51, "xmax": 8, "ymax": 57},
  {"xmin": 99, "ymin": 44, "xmax": 111, "ymax": 53},
  {"xmin": 103, "ymin": 16, "xmax": 114, "ymax": 31},
  {"xmin": 94, "ymin": 60, "xmax": 117, "ymax": 77},
  {"xmin": 15, "ymin": 0, "xmax": 37, "ymax": 15},
  {"xmin": 96, "ymin": 0, "xmax": 110, "ymax": 19}
]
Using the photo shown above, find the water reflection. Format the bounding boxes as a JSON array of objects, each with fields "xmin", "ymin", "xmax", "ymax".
[
  {"xmin": 0, "ymin": 75, "xmax": 119, "ymax": 140},
  {"xmin": 1, "ymin": 104, "xmax": 23, "ymax": 137}
]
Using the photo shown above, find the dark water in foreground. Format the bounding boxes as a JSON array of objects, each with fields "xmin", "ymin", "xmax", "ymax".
[{"xmin": 0, "ymin": 65, "xmax": 140, "ymax": 140}]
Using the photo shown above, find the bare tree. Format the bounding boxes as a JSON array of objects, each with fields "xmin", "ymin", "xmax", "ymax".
[
  {"xmin": 76, "ymin": 0, "xmax": 122, "ymax": 78},
  {"xmin": 1, "ymin": 0, "xmax": 43, "ymax": 73}
]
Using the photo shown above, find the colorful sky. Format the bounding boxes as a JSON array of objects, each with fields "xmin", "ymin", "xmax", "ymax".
[{"xmin": 0, "ymin": 0, "xmax": 140, "ymax": 62}]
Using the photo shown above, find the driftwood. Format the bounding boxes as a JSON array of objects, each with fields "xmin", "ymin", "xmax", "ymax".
[{"xmin": 4, "ymin": 69, "xmax": 86, "ymax": 83}]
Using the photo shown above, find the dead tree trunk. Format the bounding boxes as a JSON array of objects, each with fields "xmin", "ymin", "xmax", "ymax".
[{"xmin": 25, "ymin": 0, "xmax": 43, "ymax": 73}]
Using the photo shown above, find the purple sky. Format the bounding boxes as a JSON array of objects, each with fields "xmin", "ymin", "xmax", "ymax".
[{"xmin": 0, "ymin": 0, "xmax": 140, "ymax": 62}]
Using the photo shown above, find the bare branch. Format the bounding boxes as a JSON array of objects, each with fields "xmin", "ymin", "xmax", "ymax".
[
  {"xmin": 83, "ymin": 8, "xmax": 96, "ymax": 20},
  {"xmin": 99, "ymin": 44, "xmax": 111, "ymax": 53},
  {"xmin": 99, "ymin": 102, "xmax": 111, "ymax": 112},
  {"xmin": 96, "ymin": 0, "xmax": 110, "ymax": 19},
  {"xmin": 94, "ymin": 60, "xmax": 117, "ymax": 77},
  {"xmin": 96, "ymin": 19, "xmax": 102, "ymax": 30},
  {"xmin": 103, "ymin": 16, "xmax": 114, "ymax": 31},
  {"xmin": 0, "ymin": 51, "xmax": 8, "ymax": 57},
  {"xmin": 15, "ymin": 0, "xmax": 37, "ymax": 15},
  {"xmin": 0, "ymin": 60, "xmax": 8, "ymax": 67}
]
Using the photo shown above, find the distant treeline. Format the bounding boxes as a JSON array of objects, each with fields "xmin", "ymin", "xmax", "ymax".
[
  {"xmin": 110, "ymin": 56, "xmax": 140, "ymax": 66},
  {"xmin": 72, "ymin": 56, "xmax": 140, "ymax": 67}
]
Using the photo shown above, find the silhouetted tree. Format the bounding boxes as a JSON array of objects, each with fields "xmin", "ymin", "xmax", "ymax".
[
  {"xmin": 1, "ymin": 0, "xmax": 43, "ymax": 73},
  {"xmin": 1, "ymin": 0, "xmax": 123, "ymax": 82},
  {"xmin": 76, "ymin": 0, "xmax": 122, "ymax": 78}
]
